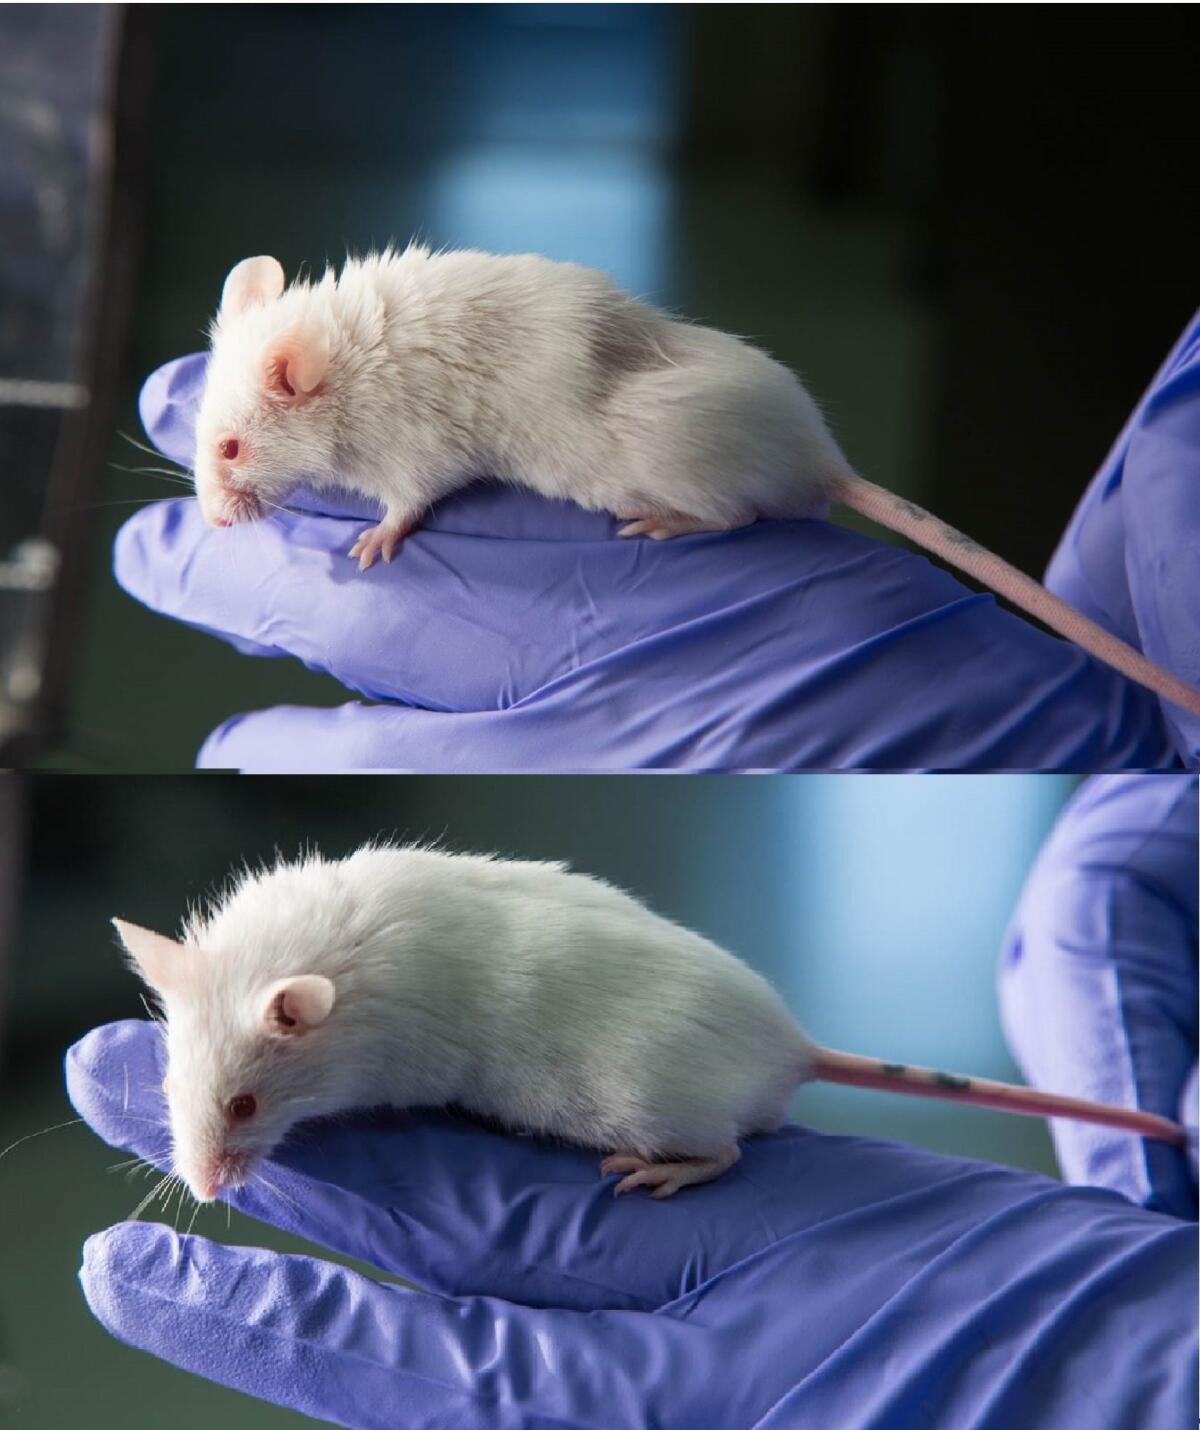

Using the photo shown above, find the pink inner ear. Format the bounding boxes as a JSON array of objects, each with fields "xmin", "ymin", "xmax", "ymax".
[
  {"xmin": 263, "ymin": 974, "xmax": 335, "ymax": 1034},
  {"xmin": 267, "ymin": 987, "xmax": 299, "ymax": 1029},
  {"xmin": 263, "ymin": 325, "xmax": 330, "ymax": 401}
]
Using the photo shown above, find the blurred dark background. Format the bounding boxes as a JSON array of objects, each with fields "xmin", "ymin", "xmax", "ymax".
[
  {"xmin": 3, "ymin": 2, "xmax": 1197, "ymax": 768},
  {"xmin": 0, "ymin": 771, "xmax": 1077, "ymax": 1425}
]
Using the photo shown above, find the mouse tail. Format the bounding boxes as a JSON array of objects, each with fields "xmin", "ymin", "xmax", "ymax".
[
  {"xmin": 807, "ymin": 1045, "xmax": 1188, "ymax": 1146},
  {"xmin": 828, "ymin": 471, "xmax": 1200, "ymax": 718}
]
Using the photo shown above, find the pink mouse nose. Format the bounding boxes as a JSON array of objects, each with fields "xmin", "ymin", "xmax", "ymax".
[{"xmin": 210, "ymin": 515, "xmax": 231, "ymax": 528}]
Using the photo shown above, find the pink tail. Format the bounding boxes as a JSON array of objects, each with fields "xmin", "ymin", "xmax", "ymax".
[
  {"xmin": 830, "ymin": 472, "xmax": 1200, "ymax": 718},
  {"xmin": 810, "ymin": 1047, "xmax": 1188, "ymax": 1146}
]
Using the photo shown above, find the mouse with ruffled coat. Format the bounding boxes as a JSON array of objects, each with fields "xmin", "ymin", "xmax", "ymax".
[
  {"xmin": 114, "ymin": 844, "xmax": 1187, "ymax": 1205},
  {"xmin": 190, "ymin": 245, "xmax": 1200, "ymax": 716}
]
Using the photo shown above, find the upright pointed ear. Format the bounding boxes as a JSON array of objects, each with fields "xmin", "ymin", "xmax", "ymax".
[
  {"xmin": 262, "ymin": 975, "xmax": 336, "ymax": 1037},
  {"xmin": 112, "ymin": 919, "xmax": 185, "ymax": 997},
  {"xmin": 260, "ymin": 322, "xmax": 330, "ymax": 402},
  {"xmin": 219, "ymin": 255, "xmax": 285, "ymax": 320}
]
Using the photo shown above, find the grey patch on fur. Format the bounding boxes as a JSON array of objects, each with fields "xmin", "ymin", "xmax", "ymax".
[{"xmin": 587, "ymin": 306, "xmax": 671, "ymax": 405}]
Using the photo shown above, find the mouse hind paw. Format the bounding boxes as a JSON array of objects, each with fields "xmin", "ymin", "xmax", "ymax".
[
  {"xmin": 616, "ymin": 511, "xmax": 754, "ymax": 541},
  {"xmin": 600, "ymin": 1144, "xmax": 740, "ymax": 1199}
]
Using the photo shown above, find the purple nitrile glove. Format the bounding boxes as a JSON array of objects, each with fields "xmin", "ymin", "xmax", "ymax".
[
  {"xmin": 999, "ymin": 774, "xmax": 1199, "ymax": 1219},
  {"xmin": 68, "ymin": 1019, "xmax": 1195, "ymax": 1430},
  {"xmin": 1046, "ymin": 309, "xmax": 1200, "ymax": 764},
  {"xmin": 111, "ymin": 353, "xmax": 1179, "ymax": 773}
]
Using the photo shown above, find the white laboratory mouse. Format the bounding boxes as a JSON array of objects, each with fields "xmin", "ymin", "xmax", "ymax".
[
  {"xmin": 114, "ymin": 844, "xmax": 1186, "ymax": 1203},
  {"xmin": 188, "ymin": 245, "xmax": 1200, "ymax": 717}
]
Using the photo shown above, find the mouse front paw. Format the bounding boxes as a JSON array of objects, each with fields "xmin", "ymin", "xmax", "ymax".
[{"xmin": 349, "ymin": 517, "xmax": 418, "ymax": 571}]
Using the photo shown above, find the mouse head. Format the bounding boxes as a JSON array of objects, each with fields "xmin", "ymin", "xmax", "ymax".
[
  {"xmin": 193, "ymin": 255, "xmax": 338, "ymax": 528},
  {"xmin": 113, "ymin": 916, "xmax": 340, "ymax": 1203}
]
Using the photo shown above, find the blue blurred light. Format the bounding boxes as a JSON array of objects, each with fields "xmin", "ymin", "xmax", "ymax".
[
  {"xmin": 426, "ymin": 143, "xmax": 670, "ymax": 296},
  {"xmin": 778, "ymin": 776, "xmax": 1078, "ymax": 1073}
]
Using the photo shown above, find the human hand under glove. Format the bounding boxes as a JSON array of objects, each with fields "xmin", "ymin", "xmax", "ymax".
[
  {"xmin": 1000, "ymin": 773, "xmax": 1199, "ymax": 1220},
  {"xmin": 69, "ymin": 1017, "xmax": 1195, "ymax": 1430},
  {"xmin": 111, "ymin": 350, "xmax": 1185, "ymax": 773}
]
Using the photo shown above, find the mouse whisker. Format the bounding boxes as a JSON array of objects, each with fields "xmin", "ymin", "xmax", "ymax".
[
  {"xmin": 184, "ymin": 1191, "xmax": 204, "ymax": 1238},
  {"xmin": 108, "ymin": 461, "xmax": 192, "ymax": 484},
  {"xmin": 138, "ymin": 994, "xmax": 167, "ymax": 1030},
  {"xmin": 252, "ymin": 1170, "xmax": 304, "ymax": 1219},
  {"xmin": 128, "ymin": 1171, "xmax": 173, "ymax": 1221},
  {"xmin": 107, "ymin": 1142, "xmax": 172, "ymax": 1175},
  {"xmin": 0, "ymin": 1117, "xmax": 86, "ymax": 1166},
  {"xmin": 117, "ymin": 429, "xmax": 180, "ymax": 463},
  {"xmin": 78, "ymin": 499, "xmax": 177, "ymax": 513}
]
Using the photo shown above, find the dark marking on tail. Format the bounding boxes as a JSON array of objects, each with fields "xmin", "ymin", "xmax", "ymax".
[
  {"xmin": 941, "ymin": 527, "xmax": 986, "ymax": 554},
  {"xmin": 933, "ymin": 1072, "xmax": 971, "ymax": 1091}
]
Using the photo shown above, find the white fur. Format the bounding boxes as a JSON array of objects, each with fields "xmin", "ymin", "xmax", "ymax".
[
  {"xmin": 193, "ymin": 244, "xmax": 847, "ymax": 531},
  {"xmin": 139, "ymin": 843, "xmax": 814, "ymax": 1200}
]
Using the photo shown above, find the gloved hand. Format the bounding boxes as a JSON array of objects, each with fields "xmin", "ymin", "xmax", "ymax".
[
  {"xmin": 68, "ymin": 1019, "xmax": 1195, "ymax": 1430},
  {"xmin": 111, "ymin": 354, "xmax": 1177, "ymax": 773},
  {"xmin": 1046, "ymin": 310, "xmax": 1200, "ymax": 765},
  {"xmin": 999, "ymin": 774, "xmax": 1198, "ymax": 1218}
]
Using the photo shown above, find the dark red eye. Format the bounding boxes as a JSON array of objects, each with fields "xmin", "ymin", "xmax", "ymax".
[
  {"xmin": 228, "ymin": 1093, "xmax": 257, "ymax": 1121},
  {"xmin": 219, "ymin": 438, "xmax": 240, "ymax": 461}
]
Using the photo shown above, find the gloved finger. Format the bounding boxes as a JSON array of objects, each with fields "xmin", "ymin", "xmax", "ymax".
[
  {"xmin": 1045, "ymin": 311, "xmax": 1200, "ymax": 768},
  {"xmin": 999, "ymin": 774, "xmax": 1198, "ymax": 1217},
  {"xmin": 80, "ymin": 1220, "xmax": 700, "ymax": 1430},
  {"xmin": 133, "ymin": 356, "xmax": 1181, "ymax": 773},
  {"xmin": 191, "ymin": 650, "xmax": 1173, "ymax": 774},
  {"xmin": 1180, "ymin": 1062, "xmax": 1198, "ymax": 1183},
  {"xmin": 62, "ymin": 1019, "xmax": 1091, "ymax": 1325},
  {"xmin": 1119, "ymin": 323, "xmax": 1200, "ymax": 764},
  {"xmin": 65, "ymin": 1020, "xmax": 776, "ymax": 1312}
]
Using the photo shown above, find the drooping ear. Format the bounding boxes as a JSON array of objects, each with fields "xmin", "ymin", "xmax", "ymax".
[
  {"xmin": 219, "ymin": 255, "xmax": 285, "ymax": 319},
  {"xmin": 112, "ymin": 919, "xmax": 186, "ymax": 997},
  {"xmin": 262, "ymin": 975, "xmax": 336, "ymax": 1036},
  {"xmin": 260, "ymin": 322, "xmax": 331, "ymax": 402}
]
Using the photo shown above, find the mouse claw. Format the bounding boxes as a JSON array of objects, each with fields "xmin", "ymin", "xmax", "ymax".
[
  {"xmin": 350, "ymin": 518, "xmax": 417, "ymax": 570},
  {"xmin": 600, "ymin": 1146, "xmax": 740, "ymax": 1198}
]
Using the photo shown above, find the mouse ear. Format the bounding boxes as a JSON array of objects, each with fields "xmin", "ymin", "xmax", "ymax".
[
  {"xmin": 262, "ymin": 975, "xmax": 336, "ymax": 1037},
  {"xmin": 260, "ymin": 322, "xmax": 330, "ymax": 402},
  {"xmin": 219, "ymin": 255, "xmax": 286, "ymax": 319},
  {"xmin": 112, "ymin": 918, "xmax": 186, "ymax": 997}
]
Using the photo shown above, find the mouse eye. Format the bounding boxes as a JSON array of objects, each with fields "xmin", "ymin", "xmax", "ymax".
[
  {"xmin": 227, "ymin": 1093, "xmax": 257, "ymax": 1121},
  {"xmin": 218, "ymin": 437, "xmax": 240, "ymax": 461}
]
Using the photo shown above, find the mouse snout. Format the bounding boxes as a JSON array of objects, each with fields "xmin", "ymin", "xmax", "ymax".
[
  {"xmin": 194, "ymin": 1149, "xmax": 251, "ymax": 1202},
  {"xmin": 197, "ymin": 474, "xmax": 264, "ymax": 529}
]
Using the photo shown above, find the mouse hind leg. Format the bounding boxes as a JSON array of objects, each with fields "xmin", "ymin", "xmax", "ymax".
[{"xmin": 616, "ymin": 510, "xmax": 755, "ymax": 541}]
